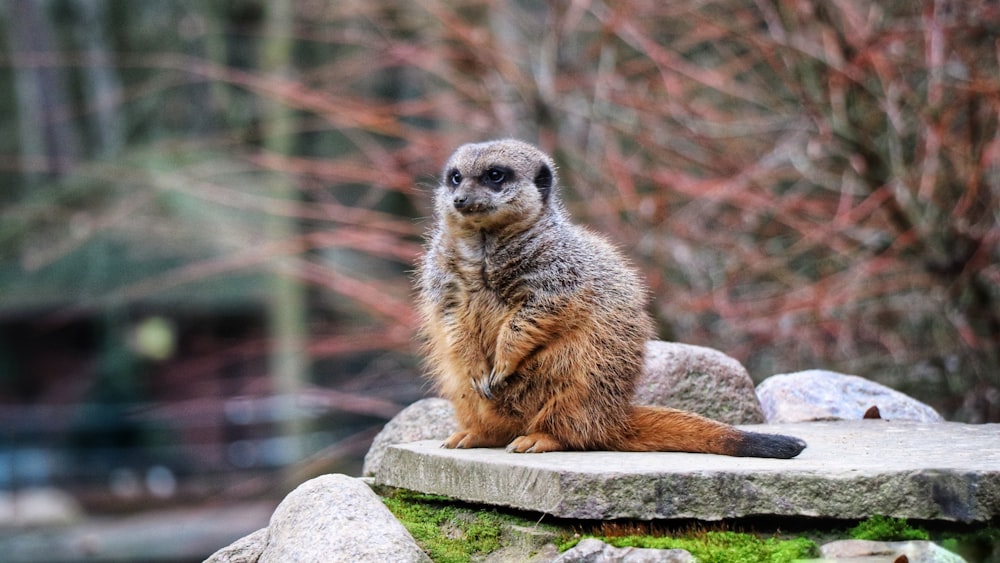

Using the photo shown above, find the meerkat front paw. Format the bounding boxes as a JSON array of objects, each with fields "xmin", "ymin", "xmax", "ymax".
[
  {"xmin": 467, "ymin": 358, "xmax": 494, "ymax": 399},
  {"xmin": 470, "ymin": 371, "xmax": 492, "ymax": 399},
  {"xmin": 471, "ymin": 365, "xmax": 510, "ymax": 400}
]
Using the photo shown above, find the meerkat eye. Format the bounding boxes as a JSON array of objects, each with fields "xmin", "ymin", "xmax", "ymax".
[
  {"xmin": 486, "ymin": 168, "xmax": 505, "ymax": 183},
  {"xmin": 482, "ymin": 167, "xmax": 509, "ymax": 191},
  {"xmin": 447, "ymin": 169, "xmax": 462, "ymax": 187}
]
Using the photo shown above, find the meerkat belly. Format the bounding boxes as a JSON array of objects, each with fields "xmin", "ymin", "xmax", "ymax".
[
  {"xmin": 462, "ymin": 289, "xmax": 509, "ymax": 358},
  {"xmin": 433, "ymin": 291, "xmax": 506, "ymax": 389}
]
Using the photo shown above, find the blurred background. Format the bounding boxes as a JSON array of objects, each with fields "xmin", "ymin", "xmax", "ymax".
[{"xmin": 0, "ymin": 0, "xmax": 997, "ymax": 559}]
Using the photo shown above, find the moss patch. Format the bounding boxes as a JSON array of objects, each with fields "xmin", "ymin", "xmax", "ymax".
[
  {"xmin": 849, "ymin": 515, "xmax": 930, "ymax": 542},
  {"xmin": 562, "ymin": 531, "xmax": 817, "ymax": 563},
  {"xmin": 379, "ymin": 491, "xmax": 998, "ymax": 563},
  {"xmin": 382, "ymin": 489, "xmax": 818, "ymax": 563},
  {"xmin": 381, "ymin": 490, "xmax": 556, "ymax": 563},
  {"xmin": 848, "ymin": 516, "xmax": 1000, "ymax": 562}
]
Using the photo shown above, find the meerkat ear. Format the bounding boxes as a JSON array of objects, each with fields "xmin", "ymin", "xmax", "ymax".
[{"xmin": 533, "ymin": 164, "xmax": 553, "ymax": 203}]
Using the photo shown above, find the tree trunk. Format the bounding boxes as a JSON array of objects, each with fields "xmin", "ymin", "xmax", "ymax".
[
  {"xmin": 260, "ymin": 0, "xmax": 310, "ymax": 462},
  {"xmin": 3, "ymin": 0, "xmax": 80, "ymax": 184}
]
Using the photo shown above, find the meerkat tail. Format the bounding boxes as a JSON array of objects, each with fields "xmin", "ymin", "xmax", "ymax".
[{"xmin": 619, "ymin": 406, "xmax": 807, "ymax": 459}]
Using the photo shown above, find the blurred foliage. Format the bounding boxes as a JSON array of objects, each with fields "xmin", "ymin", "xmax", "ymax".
[{"xmin": 0, "ymin": 0, "xmax": 997, "ymax": 460}]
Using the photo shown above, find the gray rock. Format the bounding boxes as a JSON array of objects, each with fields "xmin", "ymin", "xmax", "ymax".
[
  {"xmin": 362, "ymin": 398, "xmax": 458, "ymax": 477},
  {"xmin": 375, "ymin": 421, "xmax": 1000, "ymax": 522},
  {"xmin": 258, "ymin": 474, "xmax": 430, "ymax": 563},
  {"xmin": 204, "ymin": 528, "xmax": 268, "ymax": 563},
  {"xmin": 756, "ymin": 370, "xmax": 943, "ymax": 423},
  {"xmin": 820, "ymin": 539, "xmax": 966, "ymax": 562},
  {"xmin": 637, "ymin": 341, "xmax": 765, "ymax": 424},
  {"xmin": 482, "ymin": 523, "xmax": 561, "ymax": 563},
  {"xmin": 552, "ymin": 538, "xmax": 695, "ymax": 563}
]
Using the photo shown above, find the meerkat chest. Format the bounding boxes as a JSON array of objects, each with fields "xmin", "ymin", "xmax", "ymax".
[
  {"xmin": 439, "ymin": 234, "xmax": 525, "ymax": 332},
  {"xmin": 445, "ymin": 230, "xmax": 527, "ymax": 292}
]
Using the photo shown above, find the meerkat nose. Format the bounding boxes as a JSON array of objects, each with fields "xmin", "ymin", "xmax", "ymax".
[{"xmin": 453, "ymin": 195, "xmax": 469, "ymax": 210}]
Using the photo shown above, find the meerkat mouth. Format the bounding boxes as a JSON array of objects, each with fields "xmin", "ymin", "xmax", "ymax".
[{"xmin": 456, "ymin": 204, "xmax": 492, "ymax": 215}]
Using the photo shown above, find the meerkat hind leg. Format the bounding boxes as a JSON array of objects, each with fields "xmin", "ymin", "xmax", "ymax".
[
  {"xmin": 506, "ymin": 432, "xmax": 565, "ymax": 453},
  {"xmin": 442, "ymin": 430, "xmax": 508, "ymax": 449}
]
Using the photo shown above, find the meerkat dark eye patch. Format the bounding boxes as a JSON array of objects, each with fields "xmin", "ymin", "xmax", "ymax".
[
  {"xmin": 447, "ymin": 168, "xmax": 462, "ymax": 188},
  {"xmin": 534, "ymin": 164, "xmax": 553, "ymax": 203},
  {"xmin": 480, "ymin": 166, "xmax": 512, "ymax": 192}
]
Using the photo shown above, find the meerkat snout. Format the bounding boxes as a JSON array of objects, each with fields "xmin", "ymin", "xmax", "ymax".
[{"xmin": 451, "ymin": 192, "xmax": 485, "ymax": 214}]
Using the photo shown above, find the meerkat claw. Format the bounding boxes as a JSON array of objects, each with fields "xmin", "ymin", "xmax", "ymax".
[
  {"xmin": 487, "ymin": 366, "xmax": 506, "ymax": 390},
  {"xmin": 473, "ymin": 375, "xmax": 494, "ymax": 400}
]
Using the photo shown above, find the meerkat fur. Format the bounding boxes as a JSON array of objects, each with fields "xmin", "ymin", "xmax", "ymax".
[{"xmin": 416, "ymin": 139, "xmax": 806, "ymax": 458}]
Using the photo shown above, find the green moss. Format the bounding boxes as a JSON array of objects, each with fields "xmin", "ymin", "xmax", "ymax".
[
  {"xmin": 381, "ymin": 490, "xmax": 545, "ymax": 563},
  {"xmin": 383, "ymin": 489, "xmax": 819, "ymax": 563},
  {"xmin": 562, "ymin": 531, "xmax": 817, "ymax": 563},
  {"xmin": 849, "ymin": 515, "xmax": 930, "ymax": 542},
  {"xmin": 387, "ymin": 491, "xmax": 1000, "ymax": 563}
]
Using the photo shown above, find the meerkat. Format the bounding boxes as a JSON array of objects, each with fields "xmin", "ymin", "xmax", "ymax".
[{"xmin": 416, "ymin": 139, "xmax": 806, "ymax": 458}]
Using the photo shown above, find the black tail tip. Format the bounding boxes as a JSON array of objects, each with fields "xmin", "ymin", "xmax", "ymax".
[{"xmin": 734, "ymin": 432, "xmax": 807, "ymax": 459}]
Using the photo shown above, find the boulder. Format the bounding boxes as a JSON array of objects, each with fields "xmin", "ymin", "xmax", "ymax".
[
  {"xmin": 204, "ymin": 528, "xmax": 268, "ymax": 563},
  {"xmin": 552, "ymin": 538, "xmax": 695, "ymax": 563},
  {"xmin": 375, "ymin": 421, "xmax": 1000, "ymax": 522},
  {"xmin": 261, "ymin": 474, "xmax": 428, "ymax": 563},
  {"xmin": 207, "ymin": 474, "xmax": 430, "ymax": 563},
  {"xmin": 820, "ymin": 539, "xmax": 966, "ymax": 562},
  {"xmin": 362, "ymin": 398, "xmax": 458, "ymax": 477},
  {"xmin": 483, "ymin": 523, "xmax": 561, "ymax": 562},
  {"xmin": 756, "ymin": 370, "xmax": 943, "ymax": 423},
  {"xmin": 636, "ymin": 341, "xmax": 765, "ymax": 424}
]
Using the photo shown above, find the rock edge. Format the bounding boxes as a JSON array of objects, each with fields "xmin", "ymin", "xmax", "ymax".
[{"xmin": 375, "ymin": 421, "xmax": 1000, "ymax": 522}]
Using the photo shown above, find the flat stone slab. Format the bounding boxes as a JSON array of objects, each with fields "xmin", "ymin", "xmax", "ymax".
[{"xmin": 375, "ymin": 421, "xmax": 1000, "ymax": 522}]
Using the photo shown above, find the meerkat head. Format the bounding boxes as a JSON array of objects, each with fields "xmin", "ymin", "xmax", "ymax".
[{"xmin": 437, "ymin": 139, "xmax": 559, "ymax": 232}]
